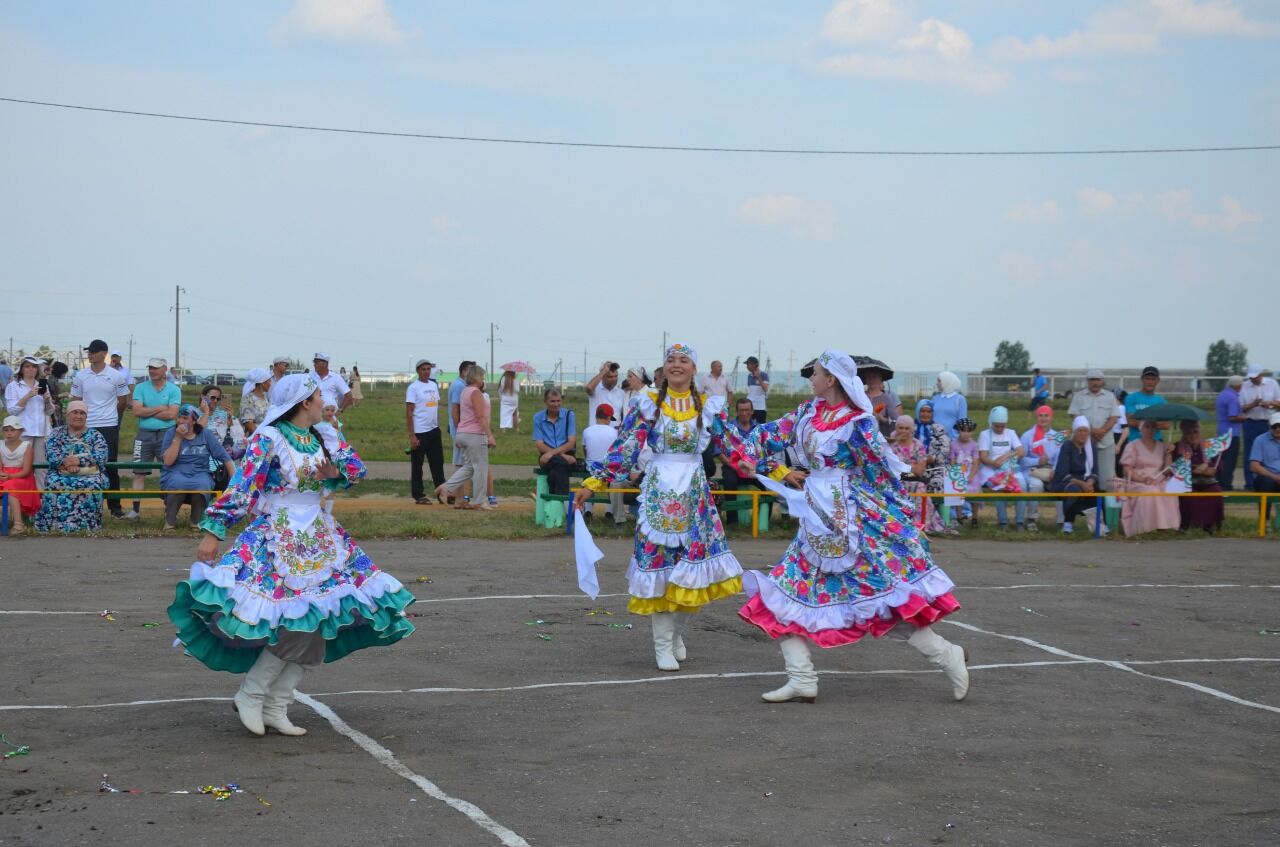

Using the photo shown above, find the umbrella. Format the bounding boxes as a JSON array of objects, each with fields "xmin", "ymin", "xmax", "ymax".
[
  {"xmin": 853, "ymin": 355, "xmax": 894, "ymax": 381},
  {"xmin": 499, "ymin": 361, "xmax": 537, "ymax": 374},
  {"xmin": 1128, "ymin": 403, "xmax": 1210, "ymax": 422}
]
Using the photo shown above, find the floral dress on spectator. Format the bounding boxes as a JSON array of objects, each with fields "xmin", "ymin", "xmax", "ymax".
[
  {"xmin": 738, "ymin": 400, "xmax": 960, "ymax": 647},
  {"xmin": 582, "ymin": 388, "xmax": 751, "ymax": 614},
  {"xmin": 239, "ymin": 391, "xmax": 269, "ymax": 426},
  {"xmin": 890, "ymin": 434, "xmax": 947, "ymax": 534},
  {"xmin": 167, "ymin": 422, "xmax": 415, "ymax": 673},
  {"xmin": 34, "ymin": 425, "xmax": 109, "ymax": 534}
]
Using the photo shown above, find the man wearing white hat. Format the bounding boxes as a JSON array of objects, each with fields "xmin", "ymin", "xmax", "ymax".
[
  {"xmin": 109, "ymin": 351, "xmax": 135, "ymax": 387},
  {"xmin": 405, "ymin": 358, "xmax": 446, "ymax": 503},
  {"xmin": 1240, "ymin": 365, "xmax": 1280, "ymax": 489},
  {"xmin": 310, "ymin": 353, "xmax": 351, "ymax": 413},
  {"xmin": 1068, "ymin": 369, "xmax": 1119, "ymax": 492},
  {"xmin": 268, "ymin": 356, "xmax": 290, "ymax": 389},
  {"xmin": 128, "ymin": 357, "xmax": 182, "ymax": 519},
  {"xmin": 1248, "ymin": 412, "xmax": 1280, "ymax": 522}
]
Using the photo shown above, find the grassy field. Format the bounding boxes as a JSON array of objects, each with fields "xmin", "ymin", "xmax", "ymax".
[{"xmin": 110, "ymin": 383, "xmax": 1223, "ymax": 465}]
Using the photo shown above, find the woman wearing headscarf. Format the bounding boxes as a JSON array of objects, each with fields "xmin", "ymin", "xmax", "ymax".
[
  {"xmin": 927, "ymin": 371, "xmax": 967, "ymax": 439},
  {"xmin": 737, "ymin": 350, "xmax": 969, "ymax": 704},
  {"xmin": 33, "ymin": 400, "xmax": 108, "ymax": 534},
  {"xmin": 169, "ymin": 374, "xmax": 416, "ymax": 737},
  {"xmin": 161, "ymin": 402, "xmax": 234, "ymax": 530},
  {"xmin": 889, "ymin": 414, "xmax": 947, "ymax": 534},
  {"xmin": 915, "ymin": 402, "xmax": 955, "ymax": 534},
  {"xmin": 1172, "ymin": 420, "xmax": 1226, "ymax": 533},
  {"xmin": 1019, "ymin": 405, "xmax": 1064, "ymax": 532},
  {"xmin": 977, "ymin": 406, "xmax": 1027, "ymax": 531},
  {"xmin": 239, "ymin": 368, "xmax": 272, "ymax": 433},
  {"xmin": 1051, "ymin": 416, "xmax": 1100, "ymax": 534}
]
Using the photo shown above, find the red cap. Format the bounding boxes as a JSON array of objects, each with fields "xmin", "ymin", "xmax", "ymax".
[{"xmin": 597, "ymin": 404, "xmax": 615, "ymax": 419}]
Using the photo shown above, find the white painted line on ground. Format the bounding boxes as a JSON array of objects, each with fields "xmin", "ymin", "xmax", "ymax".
[
  {"xmin": 414, "ymin": 592, "xmax": 628, "ymax": 604},
  {"xmin": 0, "ymin": 610, "xmax": 100, "ymax": 615},
  {"xmin": 944, "ymin": 620, "xmax": 1280, "ymax": 716},
  {"xmin": 0, "ymin": 696, "xmax": 229, "ymax": 712},
  {"xmin": 967, "ymin": 583, "xmax": 1280, "ymax": 591},
  {"xmin": 296, "ymin": 692, "xmax": 529, "ymax": 847}
]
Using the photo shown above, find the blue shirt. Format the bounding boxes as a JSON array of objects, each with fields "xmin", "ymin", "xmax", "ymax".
[
  {"xmin": 532, "ymin": 409, "xmax": 576, "ymax": 450},
  {"xmin": 1124, "ymin": 391, "xmax": 1165, "ymax": 441},
  {"xmin": 1249, "ymin": 432, "xmax": 1280, "ymax": 474},
  {"xmin": 1215, "ymin": 388, "xmax": 1243, "ymax": 438},
  {"xmin": 447, "ymin": 379, "xmax": 466, "ymax": 435},
  {"xmin": 133, "ymin": 380, "xmax": 182, "ymax": 431},
  {"xmin": 1032, "ymin": 375, "xmax": 1048, "ymax": 398},
  {"xmin": 0, "ymin": 364, "xmax": 11, "ymax": 389},
  {"xmin": 160, "ymin": 427, "xmax": 230, "ymax": 490},
  {"xmin": 928, "ymin": 393, "xmax": 968, "ymax": 439}
]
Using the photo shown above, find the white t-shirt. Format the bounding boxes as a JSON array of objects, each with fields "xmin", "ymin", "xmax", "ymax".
[
  {"xmin": 589, "ymin": 383, "xmax": 626, "ymax": 426},
  {"xmin": 746, "ymin": 371, "xmax": 769, "ymax": 412},
  {"xmin": 977, "ymin": 427, "xmax": 1021, "ymax": 486},
  {"xmin": 405, "ymin": 379, "xmax": 441, "ymax": 433},
  {"xmin": 698, "ymin": 373, "xmax": 730, "ymax": 399},
  {"xmin": 1112, "ymin": 403, "xmax": 1127, "ymax": 435},
  {"xmin": 71, "ymin": 365, "xmax": 129, "ymax": 428},
  {"xmin": 313, "ymin": 370, "xmax": 351, "ymax": 409},
  {"xmin": 582, "ymin": 423, "xmax": 618, "ymax": 463},
  {"xmin": 112, "ymin": 365, "xmax": 136, "ymax": 386}
]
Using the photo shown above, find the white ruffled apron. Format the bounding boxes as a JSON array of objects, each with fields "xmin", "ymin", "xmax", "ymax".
[
  {"xmin": 258, "ymin": 438, "xmax": 348, "ymax": 592},
  {"xmin": 638, "ymin": 452, "xmax": 701, "ymax": 547}
]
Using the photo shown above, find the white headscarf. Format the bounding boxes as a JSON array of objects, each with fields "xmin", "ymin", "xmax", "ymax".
[
  {"xmin": 937, "ymin": 371, "xmax": 962, "ymax": 395},
  {"xmin": 261, "ymin": 373, "xmax": 321, "ymax": 428},
  {"xmin": 1071, "ymin": 415, "xmax": 1094, "ymax": 477},
  {"xmin": 242, "ymin": 367, "xmax": 271, "ymax": 399},
  {"xmin": 817, "ymin": 349, "xmax": 873, "ymax": 417},
  {"xmin": 664, "ymin": 342, "xmax": 697, "ymax": 366}
]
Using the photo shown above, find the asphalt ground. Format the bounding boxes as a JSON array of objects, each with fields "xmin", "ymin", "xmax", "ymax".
[{"xmin": 1, "ymin": 536, "xmax": 1278, "ymax": 847}]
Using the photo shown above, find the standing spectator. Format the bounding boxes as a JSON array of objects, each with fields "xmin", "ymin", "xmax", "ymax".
[
  {"xmin": 531, "ymin": 388, "xmax": 578, "ymax": 496},
  {"xmin": 1124, "ymin": 366, "xmax": 1166, "ymax": 441},
  {"xmin": 1174, "ymin": 420, "xmax": 1224, "ymax": 533},
  {"xmin": 585, "ymin": 361, "xmax": 625, "ymax": 426},
  {"xmin": 437, "ymin": 365, "xmax": 496, "ymax": 510},
  {"xmin": 622, "ymin": 365, "xmax": 651, "ymax": 416},
  {"xmin": 71, "ymin": 339, "xmax": 130, "ymax": 518},
  {"xmin": 311, "ymin": 353, "xmax": 351, "ymax": 413},
  {"xmin": 110, "ymin": 351, "xmax": 135, "ymax": 387},
  {"xmin": 0, "ymin": 358, "xmax": 11, "ymax": 402},
  {"xmin": 498, "ymin": 370, "xmax": 521, "ymax": 433},
  {"xmin": 698, "ymin": 360, "xmax": 731, "ymax": 404},
  {"xmin": 1215, "ymin": 375, "xmax": 1246, "ymax": 490},
  {"xmin": 5, "ymin": 357, "xmax": 50, "ymax": 486},
  {"xmin": 34, "ymin": 400, "xmax": 108, "ymax": 534},
  {"xmin": 269, "ymin": 356, "xmax": 290, "ymax": 389},
  {"xmin": 977, "ymin": 406, "xmax": 1027, "ymax": 531},
  {"xmin": 1068, "ymin": 369, "xmax": 1119, "ymax": 493},
  {"xmin": 46, "ymin": 361, "xmax": 68, "ymax": 427},
  {"xmin": 744, "ymin": 356, "xmax": 769, "ymax": 424},
  {"xmin": 928, "ymin": 371, "xmax": 968, "ymax": 438},
  {"xmin": 349, "ymin": 366, "xmax": 364, "ymax": 406},
  {"xmin": 198, "ymin": 383, "xmax": 243, "ymax": 489},
  {"xmin": 128, "ymin": 357, "xmax": 181, "ymax": 519},
  {"xmin": 405, "ymin": 358, "xmax": 445, "ymax": 504},
  {"xmin": 653, "ymin": 366, "xmax": 666, "ymax": 392},
  {"xmin": 581, "ymin": 404, "xmax": 622, "ymax": 522},
  {"xmin": 1019, "ymin": 405, "xmax": 1063, "ymax": 532},
  {"xmin": 1029, "ymin": 368, "xmax": 1049, "ymax": 410},
  {"xmin": 1052, "ymin": 417, "xmax": 1100, "ymax": 535},
  {"xmin": 1241, "ymin": 365, "xmax": 1280, "ymax": 489},
  {"xmin": 856, "ymin": 357, "xmax": 901, "ymax": 437},
  {"xmin": 718, "ymin": 398, "xmax": 761, "ymax": 525},
  {"xmin": 448, "ymin": 360, "xmax": 475, "ymax": 499},
  {"xmin": 238, "ymin": 368, "xmax": 271, "ymax": 432},
  {"xmin": 161, "ymin": 403, "xmax": 233, "ymax": 530},
  {"xmin": 1, "ymin": 416, "xmax": 39, "ymax": 533},
  {"xmin": 1248, "ymin": 413, "xmax": 1280, "ymax": 522}
]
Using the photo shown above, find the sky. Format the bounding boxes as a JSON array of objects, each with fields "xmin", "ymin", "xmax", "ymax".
[{"xmin": 1, "ymin": 0, "xmax": 1277, "ymax": 379}]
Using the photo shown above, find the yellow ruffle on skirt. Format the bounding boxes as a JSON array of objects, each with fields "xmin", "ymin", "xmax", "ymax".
[{"xmin": 627, "ymin": 575, "xmax": 743, "ymax": 615}]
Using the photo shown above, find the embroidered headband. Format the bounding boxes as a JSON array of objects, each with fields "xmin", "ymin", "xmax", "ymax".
[{"xmin": 665, "ymin": 343, "xmax": 698, "ymax": 365}]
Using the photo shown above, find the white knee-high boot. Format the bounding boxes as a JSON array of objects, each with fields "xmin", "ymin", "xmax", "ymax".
[
  {"xmin": 234, "ymin": 650, "xmax": 287, "ymax": 736},
  {"xmin": 262, "ymin": 662, "xmax": 308, "ymax": 736},
  {"xmin": 672, "ymin": 613, "xmax": 689, "ymax": 662},
  {"xmin": 651, "ymin": 613, "xmax": 680, "ymax": 671},
  {"xmin": 908, "ymin": 626, "xmax": 970, "ymax": 701},
  {"xmin": 761, "ymin": 636, "xmax": 818, "ymax": 703}
]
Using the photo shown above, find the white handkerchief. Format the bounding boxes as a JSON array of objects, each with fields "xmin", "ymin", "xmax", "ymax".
[
  {"xmin": 755, "ymin": 474, "xmax": 812, "ymax": 523},
  {"xmin": 573, "ymin": 510, "xmax": 604, "ymax": 600}
]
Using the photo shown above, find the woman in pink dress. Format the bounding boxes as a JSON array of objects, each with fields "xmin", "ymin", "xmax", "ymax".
[{"xmin": 1116, "ymin": 419, "xmax": 1179, "ymax": 536}]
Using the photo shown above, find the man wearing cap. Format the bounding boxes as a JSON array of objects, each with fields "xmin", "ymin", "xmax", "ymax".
[
  {"xmin": 581, "ymin": 403, "xmax": 623, "ymax": 523},
  {"xmin": 1068, "ymin": 369, "xmax": 1119, "ymax": 491},
  {"xmin": 310, "ymin": 353, "xmax": 351, "ymax": 413},
  {"xmin": 1248, "ymin": 412, "xmax": 1280, "ymax": 522},
  {"xmin": 1241, "ymin": 365, "xmax": 1280, "ymax": 489},
  {"xmin": 71, "ymin": 339, "xmax": 131, "ymax": 517},
  {"xmin": 127, "ymin": 357, "xmax": 182, "ymax": 519},
  {"xmin": 109, "ymin": 351, "xmax": 135, "ymax": 387},
  {"xmin": 405, "ymin": 358, "xmax": 445, "ymax": 504},
  {"xmin": 1215, "ymin": 376, "xmax": 1247, "ymax": 490},
  {"xmin": 744, "ymin": 356, "xmax": 769, "ymax": 424},
  {"xmin": 269, "ymin": 356, "xmax": 290, "ymax": 388},
  {"xmin": 1124, "ymin": 366, "xmax": 1167, "ymax": 442}
]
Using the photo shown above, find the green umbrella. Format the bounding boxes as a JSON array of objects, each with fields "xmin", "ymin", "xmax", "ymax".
[{"xmin": 1128, "ymin": 403, "xmax": 1210, "ymax": 422}]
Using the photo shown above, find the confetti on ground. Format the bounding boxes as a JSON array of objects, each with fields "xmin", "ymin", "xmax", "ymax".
[
  {"xmin": 589, "ymin": 623, "xmax": 633, "ymax": 629},
  {"xmin": 99, "ymin": 774, "xmax": 256, "ymax": 802},
  {"xmin": 536, "ymin": 633, "xmax": 553, "ymax": 641},
  {"xmin": 585, "ymin": 609, "xmax": 614, "ymax": 616},
  {"xmin": 414, "ymin": 576, "xmax": 432, "ymax": 583},
  {"xmin": 2, "ymin": 733, "xmax": 30, "ymax": 760},
  {"xmin": 141, "ymin": 622, "xmax": 161, "ymax": 628},
  {"xmin": 99, "ymin": 610, "xmax": 116, "ymax": 622},
  {"xmin": 1021, "ymin": 607, "xmax": 1048, "ymax": 618}
]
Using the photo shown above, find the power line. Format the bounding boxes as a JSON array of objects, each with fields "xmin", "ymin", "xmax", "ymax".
[{"xmin": 2, "ymin": 95, "xmax": 1277, "ymax": 157}]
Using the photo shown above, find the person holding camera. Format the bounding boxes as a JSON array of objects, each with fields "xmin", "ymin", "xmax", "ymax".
[
  {"xmin": 5, "ymin": 357, "xmax": 50, "ymax": 487},
  {"xmin": 585, "ymin": 360, "xmax": 626, "ymax": 428}
]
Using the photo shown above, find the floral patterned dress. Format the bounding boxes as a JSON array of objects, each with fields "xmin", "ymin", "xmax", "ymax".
[
  {"xmin": 891, "ymin": 435, "xmax": 946, "ymax": 533},
  {"xmin": 583, "ymin": 388, "xmax": 751, "ymax": 615},
  {"xmin": 33, "ymin": 426, "xmax": 109, "ymax": 534},
  {"xmin": 167, "ymin": 423, "xmax": 415, "ymax": 673},
  {"xmin": 738, "ymin": 400, "xmax": 961, "ymax": 648}
]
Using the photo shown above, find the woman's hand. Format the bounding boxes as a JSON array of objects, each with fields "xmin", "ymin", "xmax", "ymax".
[
  {"xmin": 736, "ymin": 459, "xmax": 757, "ymax": 478},
  {"xmin": 573, "ymin": 487, "xmax": 595, "ymax": 511},
  {"xmin": 314, "ymin": 459, "xmax": 340, "ymax": 480},
  {"xmin": 783, "ymin": 469, "xmax": 809, "ymax": 489},
  {"xmin": 196, "ymin": 532, "xmax": 220, "ymax": 563},
  {"xmin": 60, "ymin": 456, "xmax": 79, "ymax": 473}
]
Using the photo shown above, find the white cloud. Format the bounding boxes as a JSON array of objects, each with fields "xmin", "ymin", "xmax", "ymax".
[
  {"xmin": 737, "ymin": 194, "xmax": 836, "ymax": 240},
  {"xmin": 274, "ymin": 0, "xmax": 415, "ymax": 46},
  {"xmin": 1155, "ymin": 190, "xmax": 1261, "ymax": 231},
  {"xmin": 1006, "ymin": 200, "xmax": 1060, "ymax": 223},
  {"xmin": 820, "ymin": 0, "xmax": 908, "ymax": 44},
  {"xmin": 1077, "ymin": 187, "xmax": 1118, "ymax": 216},
  {"xmin": 993, "ymin": 0, "xmax": 1277, "ymax": 61}
]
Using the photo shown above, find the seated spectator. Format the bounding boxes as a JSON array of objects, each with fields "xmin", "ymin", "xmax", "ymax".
[
  {"xmin": 1173, "ymin": 419, "xmax": 1224, "ymax": 533},
  {"xmin": 1, "ymin": 416, "xmax": 39, "ymax": 533},
  {"xmin": 977, "ymin": 406, "xmax": 1027, "ymax": 531},
  {"xmin": 161, "ymin": 403, "xmax": 233, "ymax": 531},
  {"xmin": 34, "ymin": 400, "xmax": 108, "ymax": 534},
  {"xmin": 719, "ymin": 397, "xmax": 763, "ymax": 525},
  {"xmin": 531, "ymin": 388, "xmax": 577, "ymax": 496},
  {"xmin": 1116, "ymin": 419, "xmax": 1179, "ymax": 536},
  {"xmin": 1248, "ymin": 412, "xmax": 1280, "ymax": 522},
  {"xmin": 915, "ymin": 402, "xmax": 955, "ymax": 533},
  {"xmin": 1241, "ymin": 365, "xmax": 1280, "ymax": 488},
  {"xmin": 949, "ymin": 418, "xmax": 980, "ymax": 526},
  {"xmin": 889, "ymin": 414, "xmax": 945, "ymax": 533},
  {"xmin": 1051, "ymin": 416, "xmax": 1100, "ymax": 535},
  {"xmin": 581, "ymin": 404, "xmax": 623, "ymax": 523},
  {"xmin": 438, "ymin": 365, "xmax": 496, "ymax": 510},
  {"xmin": 1018, "ymin": 405, "xmax": 1063, "ymax": 532}
]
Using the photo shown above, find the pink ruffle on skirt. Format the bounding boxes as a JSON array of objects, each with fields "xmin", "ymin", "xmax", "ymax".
[{"xmin": 738, "ymin": 591, "xmax": 961, "ymax": 648}]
